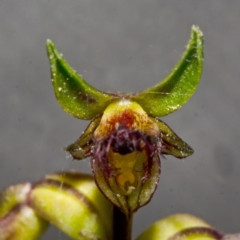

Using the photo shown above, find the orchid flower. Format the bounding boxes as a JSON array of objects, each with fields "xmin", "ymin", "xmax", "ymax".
[{"xmin": 46, "ymin": 25, "xmax": 203, "ymax": 216}]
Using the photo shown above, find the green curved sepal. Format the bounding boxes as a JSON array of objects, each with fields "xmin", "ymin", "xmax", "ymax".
[
  {"xmin": 131, "ymin": 25, "xmax": 204, "ymax": 117},
  {"xmin": 46, "ymin": 40, "xmax": 117, "ymax": 120}
]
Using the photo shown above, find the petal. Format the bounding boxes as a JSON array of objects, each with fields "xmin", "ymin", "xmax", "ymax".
[
  {"xmin": 66, "ymin": 116, "xmax": 101, "ymax": 160},
  {"xmin": 131, "ymin": 25, "xmax": 204, "ymax": 117},
  {"xmin": 151, "ymin": 117, "xmax": 193, "ymax": 158},
  {"xmin": 46, "ymin": 40, "xmax": 117, "ymax": 120}
]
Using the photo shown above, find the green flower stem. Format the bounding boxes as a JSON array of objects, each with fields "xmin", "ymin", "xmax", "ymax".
[{"xmin": 113, "ymin": 206, "xmax": 133, "ymax": 240}]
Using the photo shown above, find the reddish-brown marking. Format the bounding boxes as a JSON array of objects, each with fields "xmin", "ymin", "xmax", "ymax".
[{"xmin": 106, "ymin": 109, "xmax": 136, "ymax": 129}]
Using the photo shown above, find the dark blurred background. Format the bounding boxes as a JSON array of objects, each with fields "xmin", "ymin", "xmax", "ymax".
[{"xmin": 0, "ymin": 0, "xmax": 240, "ymax": 239}]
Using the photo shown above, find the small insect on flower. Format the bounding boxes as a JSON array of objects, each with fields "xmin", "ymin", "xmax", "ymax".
[{"xmin": 46, "ymin": 25, "xmax": 203, "ymax": 216}]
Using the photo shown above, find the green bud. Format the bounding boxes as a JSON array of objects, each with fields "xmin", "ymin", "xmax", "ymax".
[
  {"xmin": 0, "ymin": 183, "xmax": 48, "ymax": 240},
  {"xmin": 136, "ymin": 214, "xmax": 219, "ymax": 240},
  {"xmin": 30, "ymin": 171, "xmax": 112, "ymax": 240}
]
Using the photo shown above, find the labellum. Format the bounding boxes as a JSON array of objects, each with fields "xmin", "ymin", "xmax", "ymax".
[{"xmin": 91, "ymin": 100, "xmax": 161, "ymax": 215}]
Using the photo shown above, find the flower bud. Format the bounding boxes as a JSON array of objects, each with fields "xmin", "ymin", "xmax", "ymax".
[
  {"xmin": 29, "ymin": 171, "xmax": 112, "ymax": 240},
  {"xmin": 136, "ymin": 214, "xmax": 218, "ymax": 240},
  {"xmin": 0, "ymin": 183, "xmax": 48, "ymax": 240}
]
